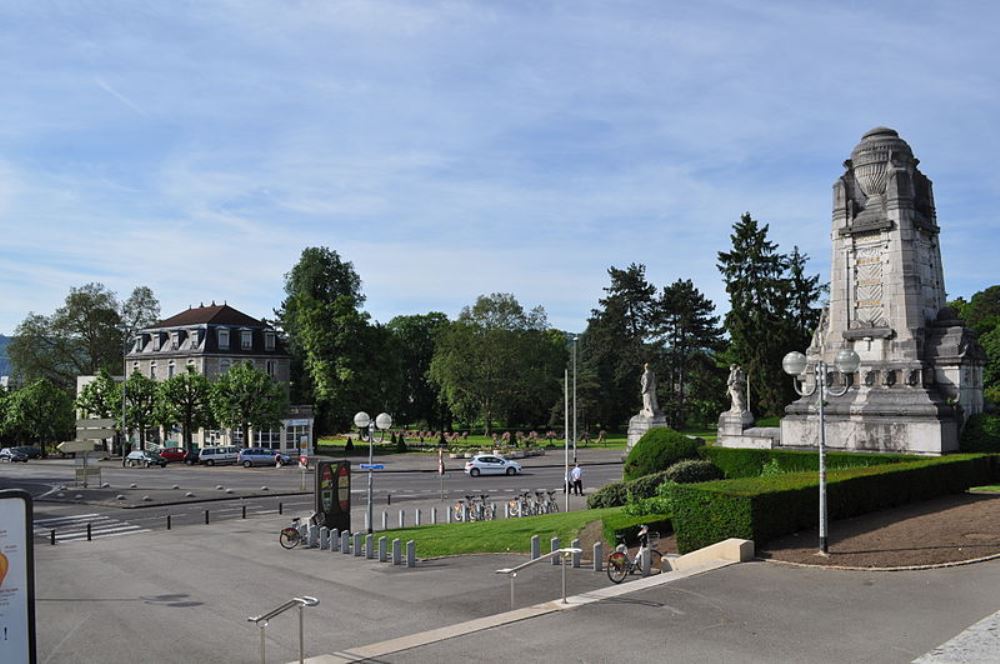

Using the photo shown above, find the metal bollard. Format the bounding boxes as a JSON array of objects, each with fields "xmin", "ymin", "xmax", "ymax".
[
  {"xmin": 447, "ymin": 505, "xmax": 452, "ymax": 524},
  {"xmin": 278, "ymin": 502, "xmax": 283, "ymax": 515},
  {"xmin": 87, "ymin": 523, "xmax": 92, "ymax": 542},
  {"xmin": 431, "ymin": 507, "xmax": 437, "ymax": 525},
  {"xmin": 571, "ymin": 538, "xmax": 581, "ymax": 568},
  {"xmin": 504, "ymin": 503, "xmax": 510, "ymax": 519},
  {"xmin": 364, "ymin": 512, "xmax": 370, "ymax": 533},
  {"xmin": 392, "ymin": 538, "xmax": 401, "ymax": 565},
  {"xmin": 531, "ymin": 535, "xmax": 540, "ymax": 560},
  {"xmin": 330, "ymin": 529, "xmax": 340, "ymax": 553},
  {"xmin": 341, "ymin": 531, "xmax": 351, "ymax": 554},
  {"xmin": 353, "ymin": 532, "xmax": 363, "ymax": 556},
  {"xmin": 641, "ymin": 547, "xmax": 651, "ymax": 576},
  {"xmin": 242, "ymin": 504, "xmax": 247, "ymax": 519},
  {"xmin": 462, "ymin": 504, "xmax": 468, "ymax": 522},
  {"xmin": 381, "ymin": 511, "xmax": 388, "ymax": 531},
  {"xmin": 387, "ymin": 494, "xmax": 391, "ymax": 506},
  {"xmin": 593, "ymin": 542, "xmax": 603, "ymax": 572},
  {"xmin": 365, "ymin": 533, "xmax": 374, "ymax": 559},
  {"xmin": 50, "ymin": 529, "xmax": 55, "ymax": 546},
  {"xmin": 415, "ymin": 509, "xmax": 421, "ymax": 527},
  {"xmin": 406, "ymin": 540, "xmax": 415, "ymax": 568},
  {"xmin": 378, "ymin": 536, "xmax": 388, "ymax": 563},
  {"xmin": 398, "ymin": 510, "xmax": 405, "ymax": 529},
  {"xmin": 551, "ymin": 537, "xmax": 561, "ymax": 565},
  {"xmin": 319, "ymin": 527, "xmax": 329, "ymax": 550},
  {"xmin": 204, "ymin": 509, "xmax": 210, "ymax": 525}
]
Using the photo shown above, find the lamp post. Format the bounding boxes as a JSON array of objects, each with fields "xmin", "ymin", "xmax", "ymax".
[
  {"xmin": 572, "ymin": 334, "xmax": 578, "ymax": 465},
  {"xmin": 354, "ymin": 411, "xmax": 392, "ymax": 534},
  {"xmin": 781, "ymin": 348, "xmax": 860, "ymax": 554}
]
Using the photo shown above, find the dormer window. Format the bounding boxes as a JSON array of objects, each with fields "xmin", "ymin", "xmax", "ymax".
[
  {"xmin": 241, "ymin": 330, "xmax": 252, "ymax": 350},
  {"xmin": 265, "ymin": 331, "xmax": 275, "ymax": 351},
  {"xmin": 170, "ymin": 332, "xmax": 179, "ymax": 350},
  {"xmin": 218, "ymin": 329, "xmax": 229, "ymax": 350},
  {"xmin": 189, "ymin": 329, "xmax": 201, "ymax": 349},
  {"xmin": 133, "ymin": 336, "xmax": 143, "ymax": 353},
  {"xmin": 153, "ymin": 334, "xmax": 162, "ymax": 351}
]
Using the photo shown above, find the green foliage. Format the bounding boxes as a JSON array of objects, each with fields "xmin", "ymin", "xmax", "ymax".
[
  {"xmin": 386, "ymin": 312, "xmax": 450, "ymax": 428},
  {"xmin": 664, "ymin": 458, "xmax": 723, "ymax": 483},
  {"xmin": 394, "ymin": 433, "xmax": 407, "ymax": 452},
  {"xmin": 75, "ymin": 368, "xmax": 121, "ymax": 419},
  {"xmin": 627, "ymin": 470, "xmax": 672, "ymax": 500},
  {"xmin": 623, "ymin": 479, "xmax": 675, "ymax": 517},
  {"xmin": 158, "ymin": 367, "xmax": 214, "ymax": 450},
  {"xmin": 122, "ymin": 371, "xmax": 157, "ymax": 450},
  {"xmin": 699, "ymin": 446, "xmax": 917, "ymax": 479},
  {"xmin": 759, "ymin": 458, "xmax": 783, "ymax": 477},
  {"xmin": 623, "ymin": 428, "xmax": 703, "ymax": 480},
  {"xmin": 604, "ymin": 513, "xmax": 672, "ymax": 545},
  {"xmin": 344, "ymin": 437, "xmax": 355, "ymax": 453},
  {"xmin": 669, "ymin": 455, "xmax": 994, "ymax": 553},
  {"xmin": 980, "ymin": 326, "xmax": 1000, "ymax": 402},
  {"xmin": 1, "ymin": 379, "xmax": 75, "ymax": 454},
  {"xmin": 956, "ymin": 285, "xmax": 1000, "ymax": 336},
  {"xmin": 960, "ymin": 413, "xmax": 1000, "ymax": 453},
  {"xmin": 211, "ymin": 362, "xmax": 288, "ymax": 446},
  {"xmin": 586, "ymin": 481, "xmax": 629, "ymax": 508}
]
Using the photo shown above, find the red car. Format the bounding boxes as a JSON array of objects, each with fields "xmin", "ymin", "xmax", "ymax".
[{"xmin": 157, "ymin": 447, "xmax": 190, "ymax": 464}]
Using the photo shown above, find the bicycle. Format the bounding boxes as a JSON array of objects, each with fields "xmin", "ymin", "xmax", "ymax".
[
  {"xmin": 279, "ymin": 513, "xmax": 318, "ymax": 550},
  {"xmin": 606, "ymin": 526, "xmax": 663, "ymax": 584}
]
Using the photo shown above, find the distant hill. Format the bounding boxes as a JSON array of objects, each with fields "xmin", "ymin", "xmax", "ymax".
[{"xmin": 0, "ymin": 334, "xmax": 11, "ymax": 376}]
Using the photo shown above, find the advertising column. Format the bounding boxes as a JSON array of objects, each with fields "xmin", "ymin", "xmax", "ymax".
[
  {"xmin": 315, "ymin": 460, "xmax": 350, "ymax": 533},
  {"xmin": 0, "ymin": 490, "xmax": 36, "ymax": 664}
]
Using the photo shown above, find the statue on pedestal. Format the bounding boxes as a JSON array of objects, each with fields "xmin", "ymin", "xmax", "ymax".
[
  {"xmin": 640, "ymin": 363, "xmax": 661, "ymax": 417},
  {"xmin": 727, "ymin": 364, "xmax": 747, "ymax": 414}
]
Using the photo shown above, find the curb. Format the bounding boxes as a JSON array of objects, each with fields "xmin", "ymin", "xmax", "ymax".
[
  {"xmin": 36, "ymin": 491, "xmax": 311, "ymax": 510},
  {"xmin": 757, "ymin": 551, "xmax": 1000, "ymax": 572}
]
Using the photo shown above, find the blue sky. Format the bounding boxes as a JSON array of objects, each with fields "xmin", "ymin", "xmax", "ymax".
[{"xmin": 1, "ymin": 1, "xmax": 998, "ymax": 335}]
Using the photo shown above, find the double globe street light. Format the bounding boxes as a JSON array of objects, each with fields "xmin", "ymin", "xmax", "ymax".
[
  {"xmin": 781, "ymin": 348, "xmax": 860, "ymax": 555},
  {"xmin": 354, "ymin": 411, "xmax": 393, "ymax": 534}
]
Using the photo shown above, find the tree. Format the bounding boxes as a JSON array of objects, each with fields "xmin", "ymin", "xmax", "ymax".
[
  {"xmin": 386, "ymin": 313, "xmax": 450, "ymax": 427},
  {"xmin": 717, "ymin": 213, "xmax": 823, "ymax": 416},
  {"xmin": 430, "ymin": 294, "xmax": 565, "ymax": 434},
  {"xmin": 211, "ymin": 362, "xmax": 288, "ymax": 447},
  {"xmin": 121, "ymin": 286, "xmax": 162, "ymax": 337},
  {"xmin": 158, "ymin": 367, "xmax": 214, "ymax": 451},
  {"xmin": 75, "ymin": 368, "xmax": 121, "ymax": 419},
  {"xmin": 122, "ymin": 371, "xmax": 157, "ymax": 450},
  {"xmin": 957, "ymin": 285, "xmax": 1000, "ymax": 336},
  {"xmin": 1, "ymin": 379, "xmax": 75, "ymax": 456},
  {"xmin": 654, "ymin": 279, "xmax": 724, "ymax": 428}
]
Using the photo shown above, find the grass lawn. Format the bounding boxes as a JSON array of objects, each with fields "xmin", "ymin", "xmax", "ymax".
[
  {"xmin": 317, "ymin": 432, "xmax": 630, "ymax": 453},
  {"xmin": 971, "ymin": 484, "xmax": 1000, "ymax": 493},
  {"xmin": 380, "ymin": 507, "xmax": 668, "ymax": 558}
]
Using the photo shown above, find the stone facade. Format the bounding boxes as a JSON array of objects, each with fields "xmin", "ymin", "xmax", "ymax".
[{"xmin": 781, "ymin": 128, "xmax": 985, "ymax": 455}]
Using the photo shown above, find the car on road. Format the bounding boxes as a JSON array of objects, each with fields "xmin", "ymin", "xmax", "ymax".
[
  {"xmin": 198, "ymin": 445, "xmax": 239, "ymax": 466},
  {"xmin": 464, "ymin": 454, "xmax": 522, "ymax": 477},
  {"xmin": 0, "ymin": 447, "xmax": 29, "ymax": 463},
  {"xmin": 183, "ymin": 449, "xmax": 201, "ymax": 465},
  {"xmin": 156, "ymin": 447, "xmax": 190, "ymax": 464},
  {"xmin": 125, "ymin": 450, "xmax": 167, "ymax": 468},
  {"xmin": 13, "ymin": 445, "xmax": 42, "ymax": 459},
  {"xmin": 238, "ymin": 447, "xmax": 292, "ymax": 468}
]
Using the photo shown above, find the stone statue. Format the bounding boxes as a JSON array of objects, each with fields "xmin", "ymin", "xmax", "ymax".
[
  {"xmin": 727, "ymin": 364, "xmax": 747, "ymax": 413},
  {"xmin": 640, "ymin": 363, "xmax": 661, "ymax": 416}
]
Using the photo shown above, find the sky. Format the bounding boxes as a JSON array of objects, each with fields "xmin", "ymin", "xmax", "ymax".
[{"xmin": 1, "ymin": 0, "xmax": 998, "ymax": 335}]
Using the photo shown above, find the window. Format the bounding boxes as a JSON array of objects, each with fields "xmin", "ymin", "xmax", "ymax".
[
  {"xmin": 241, "ymin": 330, "xmax": 252, "ymax": 350},
  {"xmin": 132, "ymin": 362, "xmax": 140, "ymax": 375},
  {"xmin": 218, "ymin": 329, "xmax": 229, "ymax": 350},
  {"xmin": 265, "ymin": 360, "xmax": 276, "ymax": 378},
  {"xmin": 187, "ymin": 359, "xmax": 197, "ymax": 373},
  {"xmin": 189, "ymin": 329, "xmax": 201, "ymax": 349},
  {"xmin": 265, "ymin": 331, "xmax": 275, "ymax": 351},
  {"xmin": 219, "ymin": 359, "xmax": 232, "ymax": 374},
  {"xmin": 153, "ymin": 334, "xmax": 161, "ymax": 351},
  {"xmin": 150, "ymin": 362, "xmax": 157, "ymax": 380},
  {"xmin": 254, "ymin": 429, "xmax": 280, "ymax": 450},
  {"xmin": 170, "ymin": 332, "xmax": 179, "ymax": 350},
  {"xmin": 168, "ymin": 361, "xmax": 176, "ymax": 379}
]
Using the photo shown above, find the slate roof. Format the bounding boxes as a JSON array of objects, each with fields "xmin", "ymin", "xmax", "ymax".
[{"xmin": 155, "ymin": 303, "xmax": 263, "ymax": 328}]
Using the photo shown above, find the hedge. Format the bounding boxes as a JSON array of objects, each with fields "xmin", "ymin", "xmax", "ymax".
[
  {"xmin": 699, "ymin": 446, "xmax": 917, "ymax": 479},
  {"xmin": 624, "ymin": 428, "xmax": 703, "ymax": 481},
  {"xmin": 960, "ymin": 413, "xmax": 1000, "ymax": 453},
  {"xmin": 670, "ymin": 454, "xmax": 995, "ymax": 554}
]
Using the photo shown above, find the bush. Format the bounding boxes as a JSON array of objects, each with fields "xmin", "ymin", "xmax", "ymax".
[
  {"xmin": 665, "ymin": 459, "xmax": 723, "ymax": 484},
  {"xmin": 669, "ymin": 454, "xmax": 994, "ymax": 554},
  {"xmin": 395, "ymin": 435, "xmax": 407, "ymax": 453},
  {"xmin": 627, "ymin": 470, "xmax": 672, "ymax": 500},
  {"xmin": 624, "ymin": 428, "xmax": 703, "ymax": 481},
  {"xmin": 699, "ymin": 446, "xmax": 916, "ymax": 479},
  {"xmin": 587, "ymin": 481, "xmax": 629, "ymax": 508},
  {"xmin": 603, "ymin": 513, "xmax": 672, "ymax": 547},
  {"xmin": 344, "ymin": 437, "xmax": 355, "ymax": 453},
  {"xmin": 960, "ymin": 413, "xmax": 1000, "ymax": 453}
]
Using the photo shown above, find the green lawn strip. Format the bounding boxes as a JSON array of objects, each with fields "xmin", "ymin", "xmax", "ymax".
[
  {"xmin": 381, "ymin": 507, "xmax": 669, "ymax": 558},
  {"xmin": 970, "ymin": 484, "xmax": 1000, "ymax": 492}
]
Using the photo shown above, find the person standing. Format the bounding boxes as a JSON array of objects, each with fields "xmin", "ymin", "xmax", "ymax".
[{"xmin": 570, "ymin": 463, "xmax": 583, "ymax": 495}]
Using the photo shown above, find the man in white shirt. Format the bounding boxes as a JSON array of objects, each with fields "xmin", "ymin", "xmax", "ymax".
[{"xmin": 570, "ymin": 463, "xmax": 583, "ymax": 495}]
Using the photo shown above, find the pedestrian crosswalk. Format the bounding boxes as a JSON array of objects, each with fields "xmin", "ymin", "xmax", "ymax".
[{"xmin": 34, "ymin": 513, "xmax": 150, "ymax": 542}]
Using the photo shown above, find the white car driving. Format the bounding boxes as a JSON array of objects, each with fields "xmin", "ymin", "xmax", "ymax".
[{"xmin": 464, "ymin": 454, "xmax": 522, "ymax": 477}]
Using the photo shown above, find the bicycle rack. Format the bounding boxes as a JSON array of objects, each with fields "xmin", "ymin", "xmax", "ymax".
[
  {"xmin": 247, "ymin": 595, "xmax": 320, "ymax": 664},
  {"xmin": 496, "ymin": 547, "xmax": 582, "ymax": 610}
]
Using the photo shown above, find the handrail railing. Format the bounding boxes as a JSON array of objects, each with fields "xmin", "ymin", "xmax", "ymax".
[
  {"xmin": 248, "ymin": 595, "xmax": 319, "ymax": 664},
  {"xmin": 496, "ymin": 548, "xmax": 582, "ymax": 609}
]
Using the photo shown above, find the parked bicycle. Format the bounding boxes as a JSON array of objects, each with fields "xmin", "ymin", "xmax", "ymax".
[
  {"xmin": 507, "ymin": 489, "xmax": 560, "ymax": 517},
  {"xmin": 279, "ymin": 512, "xmax": 318, "ymax": 550},
  {"xmin": 452, "ymin": 494, "xmax": 496, "ymax": 522},
  {"xmin": 606, "ymin": 524, "xmax": 663, "ymax": 583}
]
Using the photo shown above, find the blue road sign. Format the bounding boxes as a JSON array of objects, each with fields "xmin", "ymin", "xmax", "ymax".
[{"xmin": 359, "ymin": 464, "xmax": 385, "ymax": 470}]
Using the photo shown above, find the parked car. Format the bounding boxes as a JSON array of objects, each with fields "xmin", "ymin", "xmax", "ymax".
[
  {"xmin": 0, "ymin": 447, "xmax": 29, "ymax": 463},
  {"xmin": 125, "ymin": 450, "xmax": 167, "ymax": 468},
  {"xmin": 157, "ymin": 447, "xmax": 190, "ymax": 464},
  {"xmin": 198, "ymin": 446, "xmax": 239, "ymax": 466},
  {"xmin": 464, "ymin": 454, "xmax": 522, "ymax": 477},
  {"xmin": 13, "ymin": 445, "xmax": 42, "ymax": 459},
  {"xmin": 238, "ymin": 447, "xmax": 292, "ymax": 468},
  {"xmin": 183, "ymin": 449, "xmax": 201, "ymax": 465}
]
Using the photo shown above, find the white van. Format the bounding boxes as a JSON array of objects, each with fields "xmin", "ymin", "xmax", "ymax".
[{"xmin": 198, "ymin": 446, "xmax": 239, "ymax": 466}]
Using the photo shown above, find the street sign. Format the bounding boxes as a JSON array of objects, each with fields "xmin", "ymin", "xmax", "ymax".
[
  {"xmin": 57, "ymin": 440, "xmax": 99, "ymax": 454},
  {"xmin": 359, "ymin": 464, "xmax": 384, "ymax": 470},
  {"xmin": 76, "ymin": 419, "xmax": 116, "ymax": 441},
  {"xmin": 77, "ymin": 418, "xmax": 115, "ymax": 428}
]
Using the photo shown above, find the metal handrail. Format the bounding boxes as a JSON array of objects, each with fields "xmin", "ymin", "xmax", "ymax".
[
  {"xmin": 248, "ymin": 596, "xmax": 319, "ymax": 664},
  {"xmin": 496, "ymin": 548, "xmax": 582, "ymax": 609}
]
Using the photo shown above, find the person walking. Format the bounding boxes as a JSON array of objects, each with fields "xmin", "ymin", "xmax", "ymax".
[{"xmin": 570, "ymin": 463, "xmax": 583, "ymax": 495}]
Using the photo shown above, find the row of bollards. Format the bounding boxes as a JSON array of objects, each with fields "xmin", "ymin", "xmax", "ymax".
[
  {"xmin": 527, "ymin": 534, "xmax": 604, "ymax": 572},
  {"xmin": 303, "ymin": 523, "xmax": 416, "ymax": 568}
]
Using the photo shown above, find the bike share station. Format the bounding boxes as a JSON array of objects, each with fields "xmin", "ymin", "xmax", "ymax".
[{"xmin": 315, "ymin": 460, "xmax": 351, "ymax": 533}]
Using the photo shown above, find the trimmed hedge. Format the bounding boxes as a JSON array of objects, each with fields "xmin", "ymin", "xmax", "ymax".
[
  {"xmin": 960, "ymin": 413, "xmax": 1000, "ymax": 453},
  {"xmin": 699, "ymin": 446, "xmax": 917, "ymax": 479},
  {"xmin": 670, "ymin": 454, "xmax": 995, "ymax": 554},
  {"xmin": 665, "ymin": 458, "xmax": 723, "ymax": 483},
  {"xmin": 624, "ymin": 428, "xmax": 703, "ymax": 481},
  {"xmin": 603, "ymin": 513, "xmax": 672, "ymax": 547},
  {"xmin": 587, "ymin": 481, "xmax": 629, "ymax": 508},
  {"xmin": 627, "ymin": 470, "xmax": 673, "ymax": 500}
]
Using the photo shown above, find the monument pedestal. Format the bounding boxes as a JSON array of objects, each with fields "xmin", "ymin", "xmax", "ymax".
[
  {"xmin": 715, "ymin": 410, "xmax": 779, "ymax": 449},
  {"xmin": 626, "ymin": 413, "xmax": 668, "ymax": 455}
]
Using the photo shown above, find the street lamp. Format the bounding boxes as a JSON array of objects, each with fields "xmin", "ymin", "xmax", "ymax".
[
  {"xmin": 782, "ymin": 348, "xmax": 860, "ymax": 554},
  {"xmin": 354, "ymin": 411, "xmax": 392, "ymax": 534}
]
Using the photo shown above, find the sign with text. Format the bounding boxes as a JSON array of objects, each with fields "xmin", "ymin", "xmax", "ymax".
[{"xmin": 0, "ymin": 490, "xmax": 36, "ymax": 664}]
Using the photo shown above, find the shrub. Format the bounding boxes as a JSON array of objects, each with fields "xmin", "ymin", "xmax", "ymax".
[
  {"xmin": 587, "ymin": 481, "xmax": 629, "ymax": 508},
  {"xmin": 344, "ymin": 437, "xmax": 355, "ymax": 453},
  {"xmin": 960, "ymin": 413, "xmax": 1000, "ymax": 453},
  {"xmin": 699, "ymin": 446, "xmax": 916, "ymax": 479},
  {"xmin": 395, "ymin": 435, "xmax": 407, "ymax": 453},
  {"xmin": 624, "ymin": 428, "xmax": 703, "ymax": 481},
  {"xmin": 665, "ymin": 459, "xmax": 723, "ymax": 484},
  {"xmin": 627, "ymin": 470, "xmax": 672, "ymax": 500},
  {"xmin": 670, "ymin": 454, "xmax": 994, "ymax": 553}
]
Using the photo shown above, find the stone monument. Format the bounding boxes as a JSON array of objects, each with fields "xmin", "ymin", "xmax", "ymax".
[
  {"xmin": 781, "ymin": 127, "xmax": 985, "ymax": 454},
  {"xmin": 626, "ymin": 363, "xmax": 668, "ymax": 453},
  {"xmin": 716, "ymin": 365, "xmax": 758, "ymax": 446}
]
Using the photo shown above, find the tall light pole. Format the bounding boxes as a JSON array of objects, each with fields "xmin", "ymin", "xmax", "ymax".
[
  {"xmin": 563, "ymin": 368, "xmax": 569, "ymax": 512},
  {"xmin": 782, "ymin": 348, "xmax": 860, "ymax": 554},
  {"xmin": 354, "ymin": 411, "xmax": 392, "ymax": 534},
  {"xmin": 572, "ymin": 334, "xmax": 578, "ymax": 464}
]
